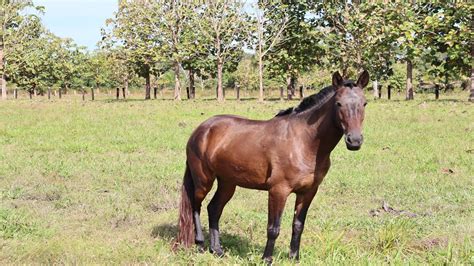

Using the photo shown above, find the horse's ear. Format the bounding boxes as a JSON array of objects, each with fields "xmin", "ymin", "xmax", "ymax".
[
  {"xmin": 356, "ymin": 70, "xmax": 370, "ymax": 88},
  {"xmin": 332, "ymin": 71, "xmax": 344, "ymax": 89}
]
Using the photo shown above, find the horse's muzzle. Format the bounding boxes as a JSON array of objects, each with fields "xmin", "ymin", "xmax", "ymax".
[{"xmin": 345, "ymin": 133, "xmax": 363, "ymax": 151}]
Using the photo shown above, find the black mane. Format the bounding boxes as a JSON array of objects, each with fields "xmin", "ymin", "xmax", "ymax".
[{"xmin": 275, "ymin": 81, "xmax": 356, "ymax": 117}]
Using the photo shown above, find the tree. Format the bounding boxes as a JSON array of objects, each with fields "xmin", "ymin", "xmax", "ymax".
[
  {"xmin": 104, "ymin": 0, "xmax": 168, "ymax": 99},
  {"xmin": 420, "ymin": 2, "xmax": 473, "ymax": 99},
  {"xmin": 266, "ymin": 2, "xmax": 323, "ymax": 100},
  {"xmin": 253, "ymin": 1, "xmax": 289, "ymax": 102},
  {"xmin": 1, "ymin": 0, "xmax": 41, "ymax": 99},
  {"xmin": 145, "ymin": 1, "xmax": 197, "ymax": 100},
  {"xmin": 197, "ymin": 0, "xmax": 251, "ymax": 102}
]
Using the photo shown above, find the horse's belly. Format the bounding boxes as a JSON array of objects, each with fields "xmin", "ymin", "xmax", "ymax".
[{"xmin": 213, "ymin": 160, "xmax": 270, "ymax": 190}]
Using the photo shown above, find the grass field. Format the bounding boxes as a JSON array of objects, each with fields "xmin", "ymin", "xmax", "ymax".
[{"xmin": 0, "ymin": 91, "xmax": 473, "ymax": 264}]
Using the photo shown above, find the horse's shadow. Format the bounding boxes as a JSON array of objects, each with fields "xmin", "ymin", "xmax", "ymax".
[{"xmin": 151, "ymin": 223, "xmax": 263, "ymax": 257}]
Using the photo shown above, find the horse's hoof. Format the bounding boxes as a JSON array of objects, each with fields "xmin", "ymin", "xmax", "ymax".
[
  {"xmin": 263, "ymin": 256, "xmax": 273, "ymax": 265},
  {"xmin": 197, "ymin": 245, "xmax": 205, "ymax": 253},
  {"xmin": 210, "ymin": 247, "xmax": 224, "ymax": 257},
  {"xmin": 289, "ymin": 252, "xmax": 300, "ymax": 261}
]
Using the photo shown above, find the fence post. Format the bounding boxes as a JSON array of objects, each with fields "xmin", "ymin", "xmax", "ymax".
[
  {"xmin": 387, "ymin": 85, "xmax": 392, "ymax": 100},
  {"xmin": 378, "ymin": 84, "xmax": 382, "ymax": 99},
  {"xmin": 48, "ymin": 88, "xmax": 51, "ymax": 100},
  {"xmin": 122, "ymin": 87, "xmax": 126, "ymax": 99},
  {"xmin": 235, "ymin": 83, "xmax": 240, "ymax": 101},
  {"xmin": 154, "ymin": 87, "xmax": 157, "ymax": 99},
  {"xmin": 91, "ymin": 87, "xmax": 95, "ymax": 101},
  {"xmin": 435, "ymin": 85, "xmax": 439, "ymax": 100},
  {"xmin": 299, "ymin": 85, "xmax": 304, "ymax": 99}
]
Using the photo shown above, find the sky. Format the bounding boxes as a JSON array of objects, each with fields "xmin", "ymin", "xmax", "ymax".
[{"xmin": 35, "ymin": 0, "xmax": 118, "ymax": 50}]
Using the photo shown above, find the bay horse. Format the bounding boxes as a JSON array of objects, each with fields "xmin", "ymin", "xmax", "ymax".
[{"xmin": 176, "ymin": 71, "xmax": 369, "ymax": 262}]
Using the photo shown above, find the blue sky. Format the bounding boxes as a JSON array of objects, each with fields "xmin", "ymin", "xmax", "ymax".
[{"xmin": 36, "ymin": 0, "xmax": 117, "ymax": 50}]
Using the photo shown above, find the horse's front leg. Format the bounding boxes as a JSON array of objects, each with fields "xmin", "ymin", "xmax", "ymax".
[
  {"xmin": 262, "ymin": 188, "xmax": 290, "ymax": 264},
  {"xmin": 289, "ymin": 187, "xmax": 319, "ymax": 260}
]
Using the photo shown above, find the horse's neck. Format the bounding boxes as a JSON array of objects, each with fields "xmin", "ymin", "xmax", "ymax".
[{"xmin": 293, "ymin": 97, "xmax": 343, "ymax": 153}]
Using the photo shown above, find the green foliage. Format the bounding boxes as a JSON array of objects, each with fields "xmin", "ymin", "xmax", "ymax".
[
  {"xmin": 265, "ymin": 2, "xmax": 323, "ymax": 80},
  {"xmin": 419, "ymin": 2, "xmax": 473, "ymax": 83}
]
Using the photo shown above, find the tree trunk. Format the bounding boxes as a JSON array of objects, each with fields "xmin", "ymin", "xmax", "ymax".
[
  {"xmin": 287, "ymin": 75, "xmax": 293, "ymax": 100},
  {"xmin": 59, "ymin": 88, "xmax": 62, "ymax": 99},
  {"xmin": 217, "ymin": 60, "xmax": 224, "ymax": 102},
  {"xmin": 173, "ymin": 61, "xmax": 181, "ymax": 100},
  {"xmin": 299, "ymin": 85, "xmax": 304, "ymax": 99},
  {"xmin": 91, "ymin": 87, "xmax": 95, "ymax": 101},
  {"xmin": 388, "ymin": 85, "xmax": 392, "ymax": 100},
  {"xmin": 435, "ymin": 85, "xmax": 440, "ymax": 100},
  {"xmin": 188, "ymin": 69, "xmax": 195, "ymax": 99},
  {"xmin": 154, "ymin": 86, "xmax": 157, "ymax": 99},
  {"xmin": 124, "ymin": 77, "xmax": 129, "ymax": 97},
  {"xmin": 406, "ymin": 60, "xmax": 414, "ymax": 100},
  {"xmin": 1, "ymin": 39, "xmax": 6, "ymax": 100},
  {"xmin": 122, "ymin": 87, "xmax": 126, "ymax": 99},
  {"xmin": 287, "ymin": 74, "xmax": 297, "ymax": 100},
  {"xmin": 145, "ymin": 66, "xmax": 151, "ymax": 100},
  {"xmin": 469, "ymin": 67, "xmax": 474, "ymax": 102},
  {"xmin": 235, "ymin": 84, "xmax": 240, "ymax": 101},
  {"xmin": 373, "ymin": 80, "xmax": 378, "ymax": 99},
  {"xmin": 116, "ymin": 88, "xmax": 120, "ymax": 100},
  {"xmin": 258, "ymin": 55, "xmax": 264, "ymax": 102}
]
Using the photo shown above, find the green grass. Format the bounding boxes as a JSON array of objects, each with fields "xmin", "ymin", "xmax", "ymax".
[{"xmin": 0, "ymin": 91, "xmax": 473, "ymax": 264}]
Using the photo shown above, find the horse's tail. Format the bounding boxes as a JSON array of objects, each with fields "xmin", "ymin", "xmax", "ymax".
[{"xmin": 175, "ymin": 162, "xmax": 195, "ymax": 249}]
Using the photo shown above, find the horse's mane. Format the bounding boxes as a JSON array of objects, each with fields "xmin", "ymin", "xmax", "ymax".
[{"xmin": 275, "ymin": 81, "xmax": 356, "ymax": 117}]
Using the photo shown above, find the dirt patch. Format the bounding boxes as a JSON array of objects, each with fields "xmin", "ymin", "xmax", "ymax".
[{"xmin": 369, "ymin": 201, "xmax": 419, "ymax": 218}]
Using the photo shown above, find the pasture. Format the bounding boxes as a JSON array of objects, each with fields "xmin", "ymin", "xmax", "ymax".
[{"xmin": 0, "ymin": 93, "xmax": 472, "ymax": 264}]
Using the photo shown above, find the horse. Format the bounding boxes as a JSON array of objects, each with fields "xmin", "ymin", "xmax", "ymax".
[{"xmin": 176, "ymin": 70, "xmax": 370, "ymax": 263}]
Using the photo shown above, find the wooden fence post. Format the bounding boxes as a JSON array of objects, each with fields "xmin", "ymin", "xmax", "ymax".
[
  {"xmin": 82, "ymin": 89, "xmax": 85, "ymax": 101},
  {"xmin": 91, "ymin": 87, "xmax": 95, "ymax": 101},
  {"xmin": 59, "ymin": 88, "xmax": 62, "ymax": 99},
  {"xmin": 122, "ymin": 87, "xmax": 126, "ymax": 99},
  {"xmin": 387, "ymin": 85, "xmax": 392, "ymax": 100},
  {"xmin": 280, "ymin": 86, "xmax": 284, "ymax": 101},
  {"xmin": 378, "ymin": 84, "xmax": 382, "ymax": 99},
  {"xmin": 116, "ymin": 88, "xmax": 120, "ymax": 100},
  {"xmin": 14, "ymin": 89, "xmax": 18, "ymax": 99},
  {"xmin": 154, "ymin": 87, "xmax": 157, "ymax": 99},
  {"xmin": 435, "ymin": 85, "xmax": 439, "ymax": 100},
  {"xmin": 235, "ymin": 83, "xmax": 240, "ymax": 101},
  {"xmin": 299, "ymin": 85, "xmax": 304, "ymax": 99},
  {"xmin": 48, "ymin": 88, "xmax": 51, "ymax": 100},
  {"xmin": 186, "ymin": 86, "xmax": 190, "ymax": 99}
]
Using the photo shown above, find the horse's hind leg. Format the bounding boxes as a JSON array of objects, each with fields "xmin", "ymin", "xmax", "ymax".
[
  {"xmin": 188, "ymin": 160, "xmax": 215, "ymax": 249},
  {"xmin": 207, "ymin": 179, "xmax": 236, "ymax": 256}
]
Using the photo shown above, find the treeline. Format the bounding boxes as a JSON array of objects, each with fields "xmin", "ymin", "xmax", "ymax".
[{"xmin": 1, "ymin": 1, "xmax": 473, "ymax": 101}]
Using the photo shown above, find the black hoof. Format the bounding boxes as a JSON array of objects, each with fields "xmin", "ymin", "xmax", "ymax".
[
  {"xmin": 289, "ymin": 251, "xmax": 299, "ymax": 261},
  {"xmin": 210, "ymin": 247, "xmax": 224, "ymax": 257},
  {"xmin": 263, "ymin": 256, "xmax": 273, "ymax": 265},
  {"xmin": 195, "ymin": 241, "xmax": 205, "ymax": 253}
]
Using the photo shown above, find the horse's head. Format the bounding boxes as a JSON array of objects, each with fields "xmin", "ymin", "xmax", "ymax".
[{"xmin": 332, "ymin": 70, "xmax": 369, "ymax": 151}]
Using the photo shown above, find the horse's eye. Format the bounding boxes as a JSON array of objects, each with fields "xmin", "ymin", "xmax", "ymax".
[
  {"xmin": 336, "ymin": 102, "xmax": 342, "ymax": 107},
  {"xmin": 363, "ymin": 102, "xmax": 368, "ymax": 107}
]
